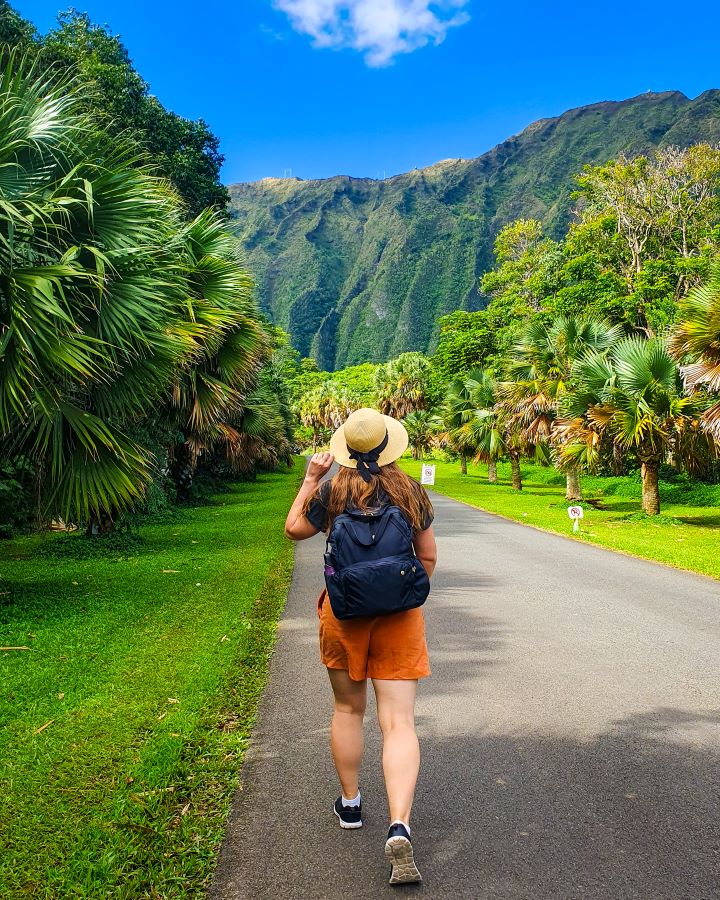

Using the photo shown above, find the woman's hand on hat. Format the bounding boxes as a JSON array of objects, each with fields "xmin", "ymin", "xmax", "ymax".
[{"xmin": 306, "ymin": 451, "xmax": 334, "ymax": 483}]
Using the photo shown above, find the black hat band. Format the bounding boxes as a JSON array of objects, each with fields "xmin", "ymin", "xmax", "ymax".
[{"xmin": 347, "ymin": 430, "xmax": 389, "ymax": 483}]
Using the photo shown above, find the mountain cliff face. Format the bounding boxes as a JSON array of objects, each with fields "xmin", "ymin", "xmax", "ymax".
[{"xmin": 228, "ymin": 90, "xmax": 720, "ymax": 369}]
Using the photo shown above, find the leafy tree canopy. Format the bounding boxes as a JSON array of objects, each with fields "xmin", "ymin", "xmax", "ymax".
[
  {"xmin": 0, "ymin": 0, "xmax": 36, "ymax": 46},
  {"xmin": 3, "ymin": 4, "xmax": 228, "ymax": 216},
  {"xmin": 431, "ymin": 309, "xmax": 503, "ymax": 386}
]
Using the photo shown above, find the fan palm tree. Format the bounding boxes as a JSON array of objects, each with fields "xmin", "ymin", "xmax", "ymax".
[
  {"xmin": 0, "ymin": 53, "xmax": 277, "ymax": 523},
  {"xmin": 374, "ymin": 352, "xmax": 431, "ymax": 418},
  {"xmin": 403, "ymin": 410, "xmax": 441, "ymax": 460},
  {"xmin": 466, "ymin": 371, "xmax": 509, "ymax": 484},
  {"xmin": 165, "ymin": 209, "xmax": 270, "ymax": 492},
  {"xmin": 669, "ymin": 261, "xmax": 720, "ymax": 439},
  {"xmin": 0, "ymin": 52, "xmax": 191, "ymax": 524},
  {"xmin": 557, "ymin": 335, "xmax": 716, "ymax": 515},
  {"xmin": 442, "ymin": 370, "xmax": 506, "ymax": 481},
  {"xmin": 216, "ymin": 378, "xmax": 294, "ymax": 478},
  {"xmin": 505, "ymin": 316, "xmax": 623, "ymax": 499},
  {"xmin": 297, "ymin": 385, "xmax": 326, "ymax": 451},
  {"xmin": 442, "ymin": 372, "xmax": 477, "ymax": 474}
]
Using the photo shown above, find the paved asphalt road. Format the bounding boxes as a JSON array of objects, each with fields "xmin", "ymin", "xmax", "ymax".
[{"xmin": 210, "ymin": 486, "xmax": 720, "ymax": 900}]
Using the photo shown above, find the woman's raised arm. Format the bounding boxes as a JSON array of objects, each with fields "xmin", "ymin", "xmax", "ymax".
[{"xmin": 284, "ymin": 451, "xmax": 334, "ymax": 540}]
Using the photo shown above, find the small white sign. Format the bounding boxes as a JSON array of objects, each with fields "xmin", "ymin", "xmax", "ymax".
[
  {"xmin": 568, "ymin": 505, "xmax": 584, "ymax": 532},
  {"xmin": 421, "ymin": 464, "xmax": 436, "ymax": 485}
]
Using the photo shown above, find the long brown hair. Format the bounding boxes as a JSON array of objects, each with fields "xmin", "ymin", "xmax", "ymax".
[{"xmin": 303, "ymin": 462, "xmax": 433, "ymax": 532}]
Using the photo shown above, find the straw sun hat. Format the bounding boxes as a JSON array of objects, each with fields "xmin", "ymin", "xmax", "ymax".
[{"xmin": 329, "ymin": 408, "xmax": 409, "ymax": 481}]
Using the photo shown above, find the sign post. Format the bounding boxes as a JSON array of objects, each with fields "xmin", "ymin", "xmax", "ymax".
[
  {"xmin": 420, "ymin": 464, "xmax": 436, "ymax": 486},
  {"xmin": 567, "ymin": 505, "xmax": 584, "ymax": 533}
]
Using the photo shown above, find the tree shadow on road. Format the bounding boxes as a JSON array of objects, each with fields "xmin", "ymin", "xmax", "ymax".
[{"xmin": 413, "ymin": 706, "xmax": 720, "ymax": 899}]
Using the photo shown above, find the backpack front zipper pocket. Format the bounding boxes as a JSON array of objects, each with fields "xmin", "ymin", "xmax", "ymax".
[{"xmin": 326, "ymin": 554, "xmax": 429, "ymax": 620}]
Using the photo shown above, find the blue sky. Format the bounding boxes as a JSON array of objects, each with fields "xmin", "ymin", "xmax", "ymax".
[{"xmin": 20, "ymin": 0, "xmax": 720, "ymax": 185}]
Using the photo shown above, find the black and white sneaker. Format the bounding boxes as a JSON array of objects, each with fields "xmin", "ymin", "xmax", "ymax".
[
  {"xmin": 385, "ymin": 822, "xmax": 422, "ymax": 884},
  {"xmin": 334, "ymin": 796, "xmax": 363, "ymax": 829}
]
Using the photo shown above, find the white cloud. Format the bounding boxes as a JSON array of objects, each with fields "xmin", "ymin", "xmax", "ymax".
[{"xmin": 274, "ymin": 0, "xmax": 470, "ymax": 66}]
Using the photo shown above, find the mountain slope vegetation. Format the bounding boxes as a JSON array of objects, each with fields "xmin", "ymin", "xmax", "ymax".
[{"xmin": 229, "ymin": 89, "xmax": 720, "ymax": 368}]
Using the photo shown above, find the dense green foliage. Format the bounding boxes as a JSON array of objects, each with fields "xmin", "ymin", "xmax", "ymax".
[
  {"xmin": 293, "ymin": 289, "xmax": 720, "ymax": 514},
  {"xmin": 669, "ymin": 261, "xmax": 720, "ymax": 439},
  {"xmin": 274, "ymin": 130, "xmax": 720, "ymax": 517},
  {"xmin": 229, "ymin": 90, "xmax": 720, "ymax": 368},
  {"xmin": 0, "ymin": 50, "xmax": 291, "ymax": 532},
  {"xmin": 0, "ymin": 465, "xmax": 301, "ymax": 896},
  {"xmin": 0, "ymin": 2, "xmax": 228, "ymax": 215}
]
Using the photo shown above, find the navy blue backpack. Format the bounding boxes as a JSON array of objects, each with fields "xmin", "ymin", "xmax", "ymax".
[{"xmin": 323, "ymin": 504, "xmax": 430, "ymax": 620}]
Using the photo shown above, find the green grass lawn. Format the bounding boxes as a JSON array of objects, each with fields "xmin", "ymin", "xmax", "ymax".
[
  {"xmin": 0, "ymin": 462, "xmax": 302, "ymax": 898},
  {"xmin": 399, "ymin": 457, "xmax": 720, "ymax": 581}
]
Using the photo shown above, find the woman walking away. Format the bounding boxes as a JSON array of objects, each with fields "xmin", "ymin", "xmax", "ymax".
[{"xmin": 285, "ymin": 407, "xmax": 437, "ymax": 885}]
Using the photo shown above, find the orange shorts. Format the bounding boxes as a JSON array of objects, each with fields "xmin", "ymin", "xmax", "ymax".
[{"xmin": 317, "ymin": 589, "xmax": 431, "ymax": 682}]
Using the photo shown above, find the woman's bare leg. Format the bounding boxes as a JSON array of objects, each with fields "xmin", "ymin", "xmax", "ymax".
[
  {"xmin": 327, "ymin": 668, "xmax": 367, "ymax": 798},
  {"xmin": 372, "ymin": 679, "xmax": 419, "ymax": 824}
]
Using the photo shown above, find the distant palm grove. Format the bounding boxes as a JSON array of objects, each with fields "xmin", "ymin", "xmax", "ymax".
[
  {"xmin": 290, "ymin": 146, "xmax": 720, "ymax": 517},
  {"xmin": 2, "ymin": 1, "xmax": 720, "ymax": 532}
]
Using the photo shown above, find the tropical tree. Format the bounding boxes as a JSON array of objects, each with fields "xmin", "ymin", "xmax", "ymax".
[
  {"xmin": 431, "ymin": 309, "xmax": 500, "ymax": 384},
  {"xmin": 164, "ymin": 210, "xmax": 269, "ymax": 494},
  {"xmin": 489, "ymin": 401, "xmax": 530, "ymax": 491},
  {"xmin": 374, "ymin": 352, "xmax": 431, "ymax": 417},
  {"xmin": 216, "ymin": 377, "xmax": 294, "ymax": 478},
  {"xmin": 505, "ymin": 316, "xmax": 623, "ymax": 499},
  {"xmin": 480, "ymin": 219, "xmax": 562, "ymax": 322},
  {"xmin": 556, "ymin": 336, "xmax": 716, "ymax": 515},
  {"xmin": 297, "ymin": 385, "xmax": 328, "ymax": 451},
  {"xmin": 294, "ymin": 379, "xmax": 361, "ymax": 450},
  {"xmin": 669, "ymin": 262, "xmax": 720, "ymax": 439},
  {"xmin": 466, "ymin": 371, "xmax": 508, "ymax": 484},
  {"xmin": 0, "ymin": 52, "xmax": 277, "ymax": 526},
  {"xmin": 439, "ymin": 375, "xmax": 463, "ymax": 474},
  {"xmin": 0, "ymin": 53, "xmax": 191, "ymax": 524},
  {"xmin": 572, "ymin": 146, "xmax": 720, "ymax": 333},
  {"xmin": 39, "ymin": 11, "xmax": 229, "ymax": 215},
  {"xmin": 403, "ymin": 410, "xmax": 441, "ymax": 460},
  {"xmin": 442, "ymin": 372, "xmax": 478, "ymax": 474},
  {"xmin": 0, "ymin": 1, "xmax": 37, "ymax": 51},
  {"xmin": 443, "ymin": 370, "xmax": 505, "ymax": 481},
  {"xmin": 577, "ymin": 147, "xmax": 720, "ymax": 277}
]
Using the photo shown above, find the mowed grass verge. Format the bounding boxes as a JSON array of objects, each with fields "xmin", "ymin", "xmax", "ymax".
[
  {"xmin": 0, "ymin": 462, "xmax": 302, "ymax": 898},
  {"xmin": 399, "ymin": 457, "xmax": 720, "ymax": 581}
]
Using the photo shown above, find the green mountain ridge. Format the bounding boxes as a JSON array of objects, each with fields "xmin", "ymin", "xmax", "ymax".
[{"xmin": 228, "ymin": 90, "xmax": 720, "ymax": 369}]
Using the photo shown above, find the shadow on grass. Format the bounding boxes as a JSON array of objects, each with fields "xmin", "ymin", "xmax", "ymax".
[
  {"xmin": 675, "ymin": 514, "xmax": 720, "ymax": 528},
  {"xmin": 599, "ymin": 501, "xmax": 643, "ymax": 513}
]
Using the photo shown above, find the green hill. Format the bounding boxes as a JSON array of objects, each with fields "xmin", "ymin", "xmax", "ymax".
[{"xmin": 228, "ymin": 90, "xmax": 720, "ymax": 369}]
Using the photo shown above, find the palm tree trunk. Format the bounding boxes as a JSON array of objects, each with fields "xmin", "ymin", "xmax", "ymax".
[
  {"xmin": 565, "ymin": 468, "xmax": 582, "ymax": 501},
  {"xmin": 87, "ymin": 510, "xmax": 115, "ymax": 535},
  {"xmin": 34, "ymin": 461, "xmax": 44, "ymax": 531},
  {"xmin": 460, "ymin": 454, "xmax": 467, "ymax": 475},
  {"xmin": 411, "ymin": 446, "xmax": 418, "ymax": 460},
  {"xmin": 170, "ymin": 442, "xmax": 194, "ymax": 502},
  {"xmin": 611, "ymin": 444, "xmax": 625, "ymax": 476},
  {"xmin": 510, "ymin": 453, "xmax": 522, "ymax": 491},
  {"xmin": 641, "ymin": 461, "xmax": 660, "ymax": 516},
  {"xmin": 487, "ymin": 460, "xmax": 497, "ymax": 484}
]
